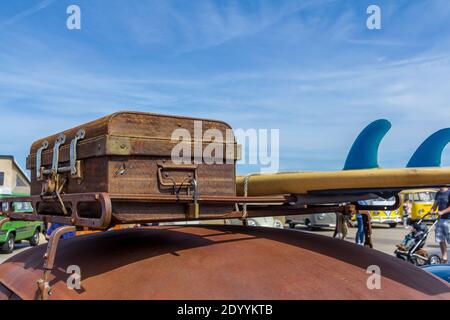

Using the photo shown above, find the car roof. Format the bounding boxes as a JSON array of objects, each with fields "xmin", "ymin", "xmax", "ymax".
[
  {"xmin": 422, "ymin": 264, "xmax": 450, "ymax": 283},
  {"xmin": 1, "ymin": 225, "xmax": 449, "ymax": 300}
]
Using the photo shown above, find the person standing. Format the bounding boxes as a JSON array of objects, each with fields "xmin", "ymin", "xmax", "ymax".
[
  {"xmin": 355, "ymin": 200, "xmax": 369, "ymax": 246},
  {"xmin": 403, "ymin": 199, "xmax": 412, "ymax": 228},
  {"xmin": 430, "ymin": 187, "xmax": 450, "ymax": 264},
  {"xmin": 45, "ymin": 223, "xmax": 75, "ymax": 241},
  {"xmin": 355, "ymin": 213, "xmax": 365, "ymax": 245},
  {"xmin": 333, "ymin": 212, "xmax": 348, "ymax": 240}
]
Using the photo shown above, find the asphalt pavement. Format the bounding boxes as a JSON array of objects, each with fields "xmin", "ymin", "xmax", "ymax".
[
  {"xmin": 293, "ymin": 223, "xmax": 449, "ymax": 259},
  {"xmin": 0, "ymin": 234, "xmax": 46, "ymax": 264}
]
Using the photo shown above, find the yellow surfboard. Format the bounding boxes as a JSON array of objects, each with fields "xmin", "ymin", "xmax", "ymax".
[{"xmin": 237, "ymin": 167, "xmax": 450, "ymax": 196}]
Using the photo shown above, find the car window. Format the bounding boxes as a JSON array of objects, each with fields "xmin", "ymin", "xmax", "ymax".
[
  {"xmin": 369, "ymin": 196, "xmax": 396, "ymax": 205},
  {"xmin": 405, "ymin": 194, "xmax": 412, "ymax": 201},
  {"xmin": 12, "ymin": 201, "xmax": 32, "ymax": 212},
  {"xmin": 413, "ymin": 192, "xmax": 435, "ymax": 202}
]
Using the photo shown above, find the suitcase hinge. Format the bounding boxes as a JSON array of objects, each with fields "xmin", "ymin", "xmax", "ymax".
[
  {"xmin": 36, "ymin": 140, "xmax": 49, "ymax": 180},
  {"xmin": 69, "ymin": 129, "xmax": 85, "ymax": 177}
]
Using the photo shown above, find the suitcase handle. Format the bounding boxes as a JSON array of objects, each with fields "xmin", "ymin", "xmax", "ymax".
[
  {"xmin": 157, "ymin": 162, "xmax": 198, "ymax": 189},
  {"xmin": 37, "ymin": 129, "xmax": 86, "ymax": 180}
]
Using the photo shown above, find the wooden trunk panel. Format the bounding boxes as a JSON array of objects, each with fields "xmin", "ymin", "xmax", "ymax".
[
  {"xmin": 108, "ymin": 112, "xmax": 233, "ymax": 139},
  {"xmin": 108, "ymin": 156, "xmax": 235, "ymax": 196},
  {"xmin": 29, "ymin": 111, "xmax": 234, "ymax": 156},
  {"xmin": 29, "ymin": 115, "xmax": 111, "ymax": 155}
]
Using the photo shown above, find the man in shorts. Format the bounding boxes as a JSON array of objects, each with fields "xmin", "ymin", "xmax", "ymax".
[{"xmin": 430, "ymin": 187, "xmax": 450, "ymax": 263}]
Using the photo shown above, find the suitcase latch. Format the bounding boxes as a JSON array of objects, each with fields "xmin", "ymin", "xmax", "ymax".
[{"xmin": 186, "ymin": 178, "xmax": 199, "ymax": 219}]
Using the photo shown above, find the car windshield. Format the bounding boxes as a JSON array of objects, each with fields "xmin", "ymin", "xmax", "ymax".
[{"xmin": 368, "ymin": 196, "xmax": 396, "ymax": 205}]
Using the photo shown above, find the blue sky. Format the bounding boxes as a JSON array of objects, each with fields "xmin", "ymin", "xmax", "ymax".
[{"xmin": 1, "ymin": 0, "xmax": 450, "ymax": 174}]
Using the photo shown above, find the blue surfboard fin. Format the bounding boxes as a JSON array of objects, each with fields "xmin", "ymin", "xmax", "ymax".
[
  {"xmin": 407, "ymin": 128, "xmax": 450, "ymax": 168},
  {"xmin": 343, "ymin": 119, "xmax": 391, "ymax": 170}
]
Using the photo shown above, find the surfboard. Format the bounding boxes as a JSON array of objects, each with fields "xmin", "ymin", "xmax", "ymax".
[
  {"xmin": 237, "ymin": 120, "xmax": 450, "ymax": 197},
  {"xmin": 236, "ymin": 167, "xmax": 450, "ymax": 196}
]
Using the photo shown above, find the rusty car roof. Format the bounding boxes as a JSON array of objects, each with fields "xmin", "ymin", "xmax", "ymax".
[{"xmin": 0, "ymin": 225, "xmax": 449, "ymax": 300}]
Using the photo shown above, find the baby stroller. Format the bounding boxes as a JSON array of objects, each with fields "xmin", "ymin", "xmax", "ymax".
[{"xmin": 394, "ymin": 214, "xmax": 441, "ymax": 266}]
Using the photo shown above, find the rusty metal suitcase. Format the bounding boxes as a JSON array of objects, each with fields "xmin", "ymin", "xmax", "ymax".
[{"xmin": 21, "ymin": 111, "xmax": 240, "ymax": 227}]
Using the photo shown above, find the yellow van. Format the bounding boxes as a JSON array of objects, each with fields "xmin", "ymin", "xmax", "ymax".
[
  {"xmin": 351, "ymin": 197, "xmax": 401, "ymax": 228},
  {"xmin": 368, "ymin": 197, "xmax": 401, "ymax": 228},
  {"xmin": 351, "ymin": 189, "xmax": 437, "ymax": 227},
  {"xmin": 398, "ymin": 189, "xmax": 437, "ymax": 221}
]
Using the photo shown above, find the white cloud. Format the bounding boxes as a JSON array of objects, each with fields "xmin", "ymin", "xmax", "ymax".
[{"xmin": 0, "ymin": 0, "xmax": 56, "ymax": 28}]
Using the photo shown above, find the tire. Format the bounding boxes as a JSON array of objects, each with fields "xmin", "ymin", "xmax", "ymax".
[
  {"xmin": 1, "ymin": 233, "xmax": 15, "ymax": 254},
  {"xmin": 428, "ymin": 255, "xmax": 441, "ymax": 265},
  {"xmin": 305, "ymin": 220, "xmax": 316, "ymax": 231},
  {"xmin": 29, "ymin": 229, "xmax": 40, "ymax": 246},
  {"xmin": 288, "ymin": 222, "xmax": 296, "ymax": 229},
  {"xmin": 396, "ymin": 253, "xmax": 406, "ymax": 260},
  {"xmin": 388, "ymin": 223, "xmax": 397, "ymax": 228}
]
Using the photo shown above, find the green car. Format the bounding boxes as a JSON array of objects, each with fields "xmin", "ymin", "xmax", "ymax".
[{"xmin": 0, "ymin": 197, "xmax": 44, "ymax": 254}]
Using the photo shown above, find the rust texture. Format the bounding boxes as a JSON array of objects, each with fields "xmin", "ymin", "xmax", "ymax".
[
  {"xmin": 0, "ymin": 225, "xmax": 449, "ymax": 300},
  {"xmin": 0, "ymin": 192, "xmax": 354, "ymax": 228},
  {"xmin": 37, "ymin": 225, "xmax": 77, "ymax": 300}
]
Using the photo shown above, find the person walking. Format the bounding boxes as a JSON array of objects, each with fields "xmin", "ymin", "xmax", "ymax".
[{"xmin": 430, "ymin": 187, "xmax": 450, "ymax": 264}]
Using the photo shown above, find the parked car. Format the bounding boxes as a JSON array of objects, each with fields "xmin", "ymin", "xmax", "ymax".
[
  {"xmin": 287, "ymin": 213, "xmax": 336, "ymax": 230},
  {"xmin": 0, "ymin": 216, "xmax": 44, "ymax": 253},
  {"xmin": 354, "ymin": 190, "xmax": 437, "ymax": 227},
  {"xmin": 226, "ymin": 217, "xmax": 284, "ymax": 228},
  {"xmin": 422, "ymin": 264, "xmax": 450, "ymax": 283},
  {"xmin": 399, "ymin": 189, "xmax": 437, "ymax": 222},
  {"xmin": 152, "ymin": 217, "xmax": 284, "ymax": 229},
  {"xmin": 350, "ymin": 197, "xmax": 400, "ymax": 228},
  {"xmin": 0, "ymin": 155, "xmax": 43, "ymax": 253}
]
